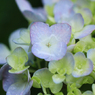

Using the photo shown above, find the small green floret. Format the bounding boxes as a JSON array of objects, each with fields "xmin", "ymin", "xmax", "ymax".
[{"xmin": 7, "ymin": 47, "xmax": 29, "ymax": 74}]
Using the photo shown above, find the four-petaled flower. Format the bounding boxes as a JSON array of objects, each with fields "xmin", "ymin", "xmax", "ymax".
[{"xmin": 30, "ymin": 22, "xmax": 71, "ymax": 61}]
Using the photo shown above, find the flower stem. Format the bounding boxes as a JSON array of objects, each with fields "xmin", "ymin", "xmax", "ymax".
[
  {"xmin": 29, "ymin": 69, "xmax": 36, "ymax": 73},
  {"xmin": 37, "ymin": 58, "xmax": 41, "ymax": 68}
]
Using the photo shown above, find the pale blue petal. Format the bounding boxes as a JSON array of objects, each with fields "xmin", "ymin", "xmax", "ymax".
[
  {"xmin": 30, "ymin": 22, "xmax": 71, "ymax": 61},
  {"xmin": 67, "ymin": 44, "xmax": 75, "ymax": 52},
  {"xmin": 32, "ymin": 41, "xmax": 67, "ymax": 61},
  {"xmin": 0, "ymin": 44, "xmax": 10, "ymax": 64},
  {"xmin": 1, "ymin": 64, "xmax": 32, "ymax": 92},
  {"xmin": 74, "ymin": 52, "xmax": 85, "ymax": 58},
  {"xmin": 9, "ymin": 29, "xmax": 30, "ymax": 53},
  {"xmin": 15, "ymin": 0, "xmax": 32, "ymax": 12},
  {"xmin": 23, "ymin": 10, "xmax": 47, "ymax": 22},
  {"xmin": 34, "ymin": 7, "xmax": 47, "ymax": 19},
  {"xmin": 9, "ymin": 29, "xmax": 21, "ymax": 51},
  {"xmin": 13, "ymin": 28, "xmax": 30, "ymax": 45},
  {"xmin": 1, "ymin": 64, "xmax": 20, "ymax": 91},
  {"xmin": 6, "ymin": 81, "xmax": 33, "ymax": 95},
  {"xmin": 70, "ymin": 13, "xmax": 84, "ymax": 32},
  {"xmin": 54, "ymin": 0, "xmax": 74, "ymax": 22},
  {"xmin": 50, "ymin": 23, "xmax": 71, "ymax": 44},
  {"xmin": 74, "ymin": 25, "xmax": 95, "ymax": 39},
  {"xmin": 87, "ymin": 49, "xmax": 95, "ymax": 59},
  {"xmin": 87, "ymin": 49, "xmax": 95, "ymax": 70},
  {"xmin": 30, "ymin": 22, "xmax": 51, "ymax": 44},
  {"xmin": 42, "ymin": 0, "xmax": 54, "ymax": 5},
  {"xmin": 42, "ymin": 0, "xmax": 60, "ymax": 5},
  {"xmin": 0, "ymin": 64, "xmax": 9, "ymax": 80}
]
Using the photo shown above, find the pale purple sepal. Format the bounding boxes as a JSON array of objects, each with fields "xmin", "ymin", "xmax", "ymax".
[
  {"xmin": 30, "ymin": 22, "xmax": 71, "ymax": 61},
  {"xmin": 15, "ymin": 0, "xmax": 47, "ymax": 22},
  {"xmin": 0, "ymin": 64, "xmax": 33, "ymax": 94},
  {"xmin": 67, "ymin": 44, "xmax": 75, "ymax": 52},
  {"xmin": 42, "ymin": 0, "xmax": 54, "ymax": 5},
  {"xmin": 15, "ymin": 0, "xmax": 32, "ymax": 12},
  {"xmin": 54, "ymin": 0, "xmax": 74, "ymax": 23},
  {"xmin": 6, "ymin": 80, "xmax": 33, "ymax": 95},
  {"xmin": 0, "ymin": 64, "xmax": 9, "ymax": 80},
  {"xmin": 32, "ymin": 41, "xmax": 67, "ymax": 61},
  {"xmin": 9, "ymin": 29, "xmax": 21, "ymax": 51},
  {"xmin": 23, "ymin": 10, "xmax": 47, "ymax": 22},
  {"xmin": 9, "ymin": 29, "xmax": 30, "ymax": 53},
  {"xmin": 74, "ymin": 25, "xmax": 95, "ymax": 39},
  {"xmin": 30, "ymin": 22, "xmax": 51, "ymax": 44},
  {"xmin": 0, "ymin": 44, "xmax": 10, "ymax": 64},
  {"xmin": 69, "ymin": 13, "xmax": 84, "ymax": 32},
  {"xmin": 42, "ymin": 0, "xmax": 60, "ymax": 5},
  {"xmin": 87, "ymin": 49, "xmax": 95, "ymax": 59},
  {"xmin": 50, "ymin": 23, "xmax": 71, "ymax": 44}
]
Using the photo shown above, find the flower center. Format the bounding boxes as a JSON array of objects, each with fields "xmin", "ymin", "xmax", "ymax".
[{"xmin": 46, "ymin": 42, "xmax": 51, "ymax": 47}]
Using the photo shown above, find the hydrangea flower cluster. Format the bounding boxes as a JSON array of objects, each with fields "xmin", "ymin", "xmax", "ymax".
[{"xmin": 1, "ymin": 0, "xmax": 95, "ymax": 95}]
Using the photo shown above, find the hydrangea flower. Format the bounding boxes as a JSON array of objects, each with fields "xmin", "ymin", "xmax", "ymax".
[
  {"xmin": 0, "ymin": 29, "xmax": 31, "ymax": 65},
  {"xmin": 72, "ymin": 52, "xmax": 93, "ymax": 77},
  {"xmin": 6, "ymin": 47, "xmax": 29, "ymax": 74},
  {"xmin": 15, "ymin": 0, "xmax": 47, "ymax": 22},
  {"xmin": 32, "ymin": 68, "xmax": 62, "ymax": 94},
  {"xmin": 54, "ymin": 0, "xmax": 95, "ymax": 39},
  {"xmin": 67, "ymin": 83, "xmax": 82, "ymax": 95},
  {"xmin": 0, "ymin": 44, "xmax": 10, "ymax": 64},
  {"xmin": 0, "ymin": 64, "xmax": 33, "ymax": 95},
  {"xmin": 54, "ymin": 0, "xmax": 74, "ymax": 23},
  {"xmin": 73, "ymin": 7, "xmax": 92, "ymax": 25},
  {"xmin": 1, "ymin": 0, "xmax": 95, "ymax": 94},
  {"xmin": 48, "ymin": 52, "xmax": 75, "ymax": 84},
  {"xmin": 30, "ymin": 22, "xmax": 71, "ymax": 61},
  {"xmin": 13, "ymin": 28, "xmax": 30, "ymax": 45},
  {"xmin": 66, "ymin": 74, "xmax": 94, "ymax": 88}
]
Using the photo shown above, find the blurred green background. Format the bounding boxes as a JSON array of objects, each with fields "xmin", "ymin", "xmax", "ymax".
[{"xmin": 0, "ymin": 0, "xmax": 43, "ymax": 95}]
